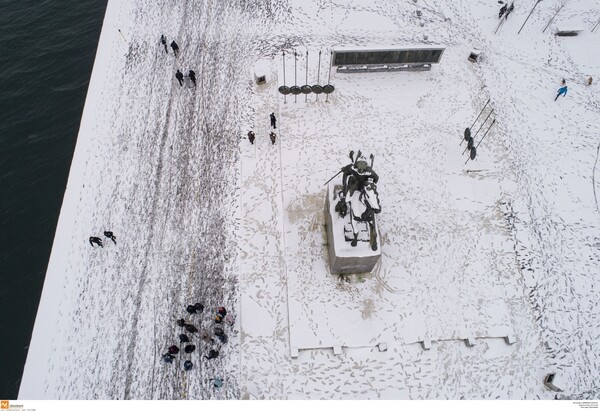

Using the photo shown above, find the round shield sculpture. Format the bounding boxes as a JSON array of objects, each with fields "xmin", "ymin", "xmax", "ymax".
[
  {"xmin": 301, "ymin": 85, "xmax": 312, "ymax": 94},
  {"xmin": 278, "ymin": 86, "xmax": 291, "ymax": 95},
  {"xmin": 323, "ymin": 84, "xmax": 335, "ymax": 94},
  {"xmin": 312, "ymin": 85, "xmax": 324, "ymax": 94},
  {"xmin": 470, "ymin": 146, "xmax": 477, "ymax": 160},
  {"xmin": 464, "ymin": 128, "xmax": 471, "ymax": 140},
  {"xmin": 290, "ymin": 86, "xmax": 301, "ymax": 95}
]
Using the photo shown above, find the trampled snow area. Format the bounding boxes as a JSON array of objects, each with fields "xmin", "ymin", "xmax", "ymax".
[{"xmin": 20, "ymin": 0, "xmax": 600, "ymax": 400}]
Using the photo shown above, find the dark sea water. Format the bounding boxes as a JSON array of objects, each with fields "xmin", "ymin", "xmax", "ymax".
[{"xmin": 0, "ymin": 0, "xmax": 107, "ymax": 398}]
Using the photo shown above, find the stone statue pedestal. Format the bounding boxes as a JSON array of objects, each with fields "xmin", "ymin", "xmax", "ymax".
[{"xmin": 325, "ymin": 183, "xmax": 381, "ymax": 275}]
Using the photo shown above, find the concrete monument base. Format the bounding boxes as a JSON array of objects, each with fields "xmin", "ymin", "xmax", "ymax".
[{"xmin": 325, "ymin": 183, "xmax": 381, "ymax": 275}]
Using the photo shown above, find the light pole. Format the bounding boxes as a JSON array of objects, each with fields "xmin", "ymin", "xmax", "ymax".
[{"xmin": 518, "ymin": 0, "xmax": 543, "ymax": 34}]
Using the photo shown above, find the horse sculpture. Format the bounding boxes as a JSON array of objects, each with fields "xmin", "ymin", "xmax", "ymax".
[{"xmin": 328, "ymin": 150, "xmax": 381, "ymax": 251}]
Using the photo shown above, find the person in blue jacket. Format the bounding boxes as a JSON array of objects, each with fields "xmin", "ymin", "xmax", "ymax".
[{"xmin": 555, "ymin": 85, "xmax": 568, "ymax": 101}]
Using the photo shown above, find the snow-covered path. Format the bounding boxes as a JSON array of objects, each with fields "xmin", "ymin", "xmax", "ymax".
[{"xmin": 20, "ymin": 0, "xmax": 600, "ymax": 400}]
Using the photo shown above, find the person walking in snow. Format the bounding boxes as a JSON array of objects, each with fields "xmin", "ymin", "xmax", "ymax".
[
  {"xmin": 217, "ymin": 333, "xmax": 228, "ymax": 344},
  {"xmin": 185, "ymin": 324, "xmax": 199, "ymax": 333},
  {"xmin": 160, "ymin": 35, "xmax": 168, "ymax": 54},
  {"xmin": 270, "ymin": 132, "xmax": 277, "ymax": 145},
  {"xmin": 184, "ymin": 344, "xmax": 196, "ymax": 353},
  {"xmin": 215, "ymin": 314, "xmax": 223, "ymax": 324},
  {"xmin": 205, "ymin": 349, "xmax": 219, "ymax": 360},
  {"xmin": 183, "ymin": 360, "xmax": 193, "ymax": 371},
  {"xmin": 177, "ymin": 318, "xmax": 187, "ymax": 327},
  {"xmin": 163, "ymin": 353, "xmax": 175, "ymax": 363},
  {"xmin": 103, "ymin": 231, "xmax": 116, "ymax": 244},
  {"xmin": 498, "ymin": 4, "xmax": 507, "ymax": 19},
  {"xmin": 89, "ymin": 236, "xmax": 103, "ymax": 247},
  {"xmin": 170, "ymin": 40, "xmax": 179, "ymax": 56},
  {"xmin": 186, "ymin": 304, "xmax": 198, "ymax": 314},
  {"xmin": 587, "ymin": 76, "xmax": 593, "ymax": 86},
  {"xmin": 194, "ymin": 302, "xmax": 204, "ymax": 312},
  {"xmin": 270, "ymin": 112, "xmax": 277, "ymax": 129},
  {"xmin": 212, "ymin": 377, "xmax": 223, "ymax": 388},
  {"xmin": 505, "ymin": 3, "xmax": 514, "ymax": 18},
  {"xmin": 225, "ymin": 313, "xmax": 234, "ymax": 326},
  {"xmin": 555, "ymin": 85, "xmax": 568, "ymax": 101},
  {"xmin": 214, "ymin": 327, "xmax": 224, "ymax": 337},
  {"xmin": 176, "ymin": 70, "xmax": 184, "ymax": 86},
  {"xmin": 201, "ymin": 330, "xmax": 214, "ymax": 344},
  {"xmin": 189, "ymin": 70, "xmax": 196, "ymax": 86},
  {"xmin": 168, "ymin": 345, "xmax": 180, "ymax": 355},
  {"xmin": 247, "ymin": 131, "xmax": 255, "ymax": 144},
  {"xmin": 217, "ymin": 307, "xmax": 227, "ymax": 317},
  {"xmin": 179, "ymin": 334, "xmax": 190, "ymax": 343}
]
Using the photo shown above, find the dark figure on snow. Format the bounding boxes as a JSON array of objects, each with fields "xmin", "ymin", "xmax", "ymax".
[
  {"xmin": 205, "ymin": 349, "xmax": 219, "ymax": 360},
  {"xmin": 89, "ymin": 236, "xmax": 103, "ymax": 247},
  {"xmin": 189, "ymin": 70, "xmax": 196, "ymax": 86},
  {"xmin": 215, "ymin": 314, "xmax": 223, "ymax": 324},
  {"xmin": 186, "ymin": 304, "xmax": 198, "ymax": 314},
  {"xmin": 170, "ymin": 40, "xmax": 179, "ymax": 56},
  {"xmin": 270, "ymin": 132, "xmax": 276, "ymax": 145},
  {"xmin": 168, "ymin": 345, "xmax": 180, "ymax": 355},
  {"xmin": 183, "ymin": 360, "xmax": 193, "ymax": 371},
  {"xmin": 177, "ymin": 318, "xmax": 187, "ymax": 327},
  {"xmin": 217, "ymin": 307, "xmax": 227, "ymax": 317},
  {"xmin": 160, "ymin": 35, "xmax": 168, "ymax": 53},
  {"xmin": 217, "ymin": 334, "xmax": 228, "ymax": 344},
  {"xmin": 185, "ymin": 324, "xmax": 199, "ymax": 333},
  {"xmin": 103, "ymin": 231, "xmax": 116, "ymax": 244},
  {"xmin": 270, "ymin": 112, "xmax": 277, "ymax": 129},
  {"xmin": 505, "ymin": 3, "xmax": 514, "ymax": 18},
  {"xmin": 194, "ymin": 302, "xmax": 204, "ymax": 312},
  {"xmin": 163, "ymin": 353, "xmax": 175, "ymax": 363},
  {"xmin": 555, "ymin": 85, "xmax": 568, "ymax": 101},
  {"xmin": 498, "ymin": 4, "xmax": 507, "ymax": 18},
  {"xmin": 179, "ymin": 334, "xmax": 190, "ymax": 343},
  {"xmin": 184, "ymin": 344, "xmax": 196, "ymax": 353},
  {"xmin": 248, "ymin": 131, "xmax": 255, "ymax": 144},
  {"xmin": 176, "ymin": 70, "xmax": 184, "ymax": 86},
  {"xmin": 214, "ymin": 327, "xmax": 224, "ymax": 337}
]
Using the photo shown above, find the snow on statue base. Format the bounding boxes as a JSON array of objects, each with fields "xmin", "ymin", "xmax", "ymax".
[{"xmin": 325, "ymin": 183, "xmax": 381, "ymax": 275}]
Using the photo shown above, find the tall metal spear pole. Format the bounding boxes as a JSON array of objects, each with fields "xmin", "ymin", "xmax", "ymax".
[
  {"xmin": 518, "ymin": 0, "xmax": 543, "ymax": 35},
  {"xmin": 326, "ymin": 50, "xmax": 333, "ymax": 102},
  {"xmin": 315, "ymin": 50, "xmax": 322, "ymax": 102},
  {"xmin": 305, "ymin": 50, "xmax": 309, "ymax": 103},
  {"xmin": 283, "ymin": 51, "xmax": 286, "ymax": 104},
  {"xmin": 294, "ymin": 51, "xmax": 298, "ymax": 103}
]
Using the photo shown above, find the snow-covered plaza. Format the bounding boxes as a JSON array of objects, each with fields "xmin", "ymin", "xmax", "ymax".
[{"xmin": 20, "ymin": 0, "xmax": 600, "ymax": 400}]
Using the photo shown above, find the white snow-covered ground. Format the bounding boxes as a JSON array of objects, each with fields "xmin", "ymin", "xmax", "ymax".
[{"xmin": 20, "ymin": 0, "xmax": 600, "ymax": 400}]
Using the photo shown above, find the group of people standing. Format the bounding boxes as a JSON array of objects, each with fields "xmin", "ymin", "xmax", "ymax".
[
  {"xmin": 163, "ymin": 303, "xmax": 232, "ymax": 384},
  {"xmin": 247, "ymin": 113, "xmax": 278, "ymax": 145},
  {"xmin": 160, "ymin": 34, "xmax": 197, "ymax": 88},
  {"xmin": 89, "ymin": 231, "xmax": 117, "ymax": 248}
]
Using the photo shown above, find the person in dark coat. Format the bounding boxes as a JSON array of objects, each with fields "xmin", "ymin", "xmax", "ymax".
[
  {"xmin": 160, "ymin": 35, "xmax": 168, "ymax": 53},
  {"xmin": 270, "ymin": 132, "xmax": 276, "ymax": 145},
  {"xmin": 189, "ymin": 70, "xmax": 196, "ymax": 86},
  {"xmin": 194, "ymin": 303, "xmax": 204, "ymax": 312},
  {"xmin": 176, "ymin": 70, "xmax": 184, "ymax": 86},
  {"xmin": 185, "ymin": 324, "xmax": 199, "ymax": 333},
  {"xmin": 215, "ymin": 314, "xmax": 223, "ymax": 324},
  {"xmin": 247, "ymin": 131, "xmax": 255, "ymax": 144},
  {"xmin": 103, "ymin": 231, "xmax": 116, "ymax": 244},
  {"xmin": 186, "ymin": 304, "xmax": 197, "ymax": 314},
  {"xmin": 217, "ymin": 307, "xmax": 227, "ymax": 317},
  {"xmin": 217, "ymin": 334, "xmax": 228, "ymax": 344},
  {"xmin": 184, "ymin": 344, "xmax": 196, "ymax": 353},
  {"xmin": 183, "ymin": 360, "xmax": 193, "ymax": 371},
  {"xmin": 505, "ymin": 3, "xmax": 514, "ymax": 18},
  {"xmin": 179, "ymin": 334, "xmax": 190, "ymax": 343},
  {"xmin": 205, "ymin": 349, "xmax": 219, "ymax": 360},
  {"xmin": 270, "ymin": 113, "xmax": 277, "ymax": 129},
  {"xmin": 201, "ymin": 330, "xmax": 214, "ymax": 344},
  {"xmin": 89, "ymin": 237, "xmax": 103, "ymax": 247},
  {"xmin": 170, "ymin": 40, "xmax": 179, "ymax": 56},
  {"xmin": 177, "ymin": 318, "xmax": 187, "ymax": 327},
  {"xmin": 498, "ymin": 4, "xmax": 507, "ymax": 18},
  {"xmin": 163, "ymin": 353, "xmax": 175, "ymax": 363},
  {"xmin": 168, "ymin": 345, "xmax": 180, "ymax": 355},
  {"xmin": 214, "ymin": 327, "xmax": 224, "ymax": 337}
]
